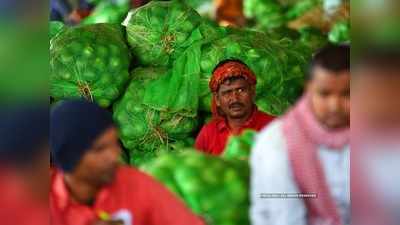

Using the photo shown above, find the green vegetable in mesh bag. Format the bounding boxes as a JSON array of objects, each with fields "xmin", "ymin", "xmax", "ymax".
[
  {"xmin": 196, "ymin": 29, "xmax": 310, "ymax": 115},
  {"xmin": 113, "ymin": 67, "xmax": 198, "ymax": 166},
  {"xmin": 141, "ymin": 149, "xmax": 250, "ymax": 225},
  {"xmin": 49, "ymin": 21, "xmax": 65, "ymax": 40},
  {"xmin": 50, "ymin": 23, "xmax": 131, "ymax": 108},
  {"xmin": 244, "ymin": 0, "xmax": 287, "ymax": 30},
  {"xmin": 141, "ymin": 21, "xmax": 226, "ymax": 120},
  {"xmin": 223, "ymin": 129, "xmax": 257, "ymax": 161},
  {"xmin": 328, "ymin": 20, "xmax": 350, "ymax": 44},
  {"xmin": 298, "ymin": 26, "xmax": 328, "ymax": 52},
  {"xmin": 125, "ymin": 0, "xmax": 202, "ymax": 66},
  {"xmin": 81, "ymin": 0, "xmax": 130, "ymax": 25}
]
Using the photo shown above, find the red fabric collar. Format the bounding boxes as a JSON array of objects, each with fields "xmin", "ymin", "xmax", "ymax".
[
  {"xmin": 215, "ymin": 106, "xmax": 260, "ymax": 132},
  {"xmin": 52, "ymin": 169, "xmax": 112, "ymax": 212}
]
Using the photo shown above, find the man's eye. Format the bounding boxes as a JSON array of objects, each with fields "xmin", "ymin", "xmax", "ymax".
[{"xmin": 318, "ymin": 90, "xmax": 330, "ymax": 97}]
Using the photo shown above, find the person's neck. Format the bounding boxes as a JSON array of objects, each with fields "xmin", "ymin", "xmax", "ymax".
[
  {"xmin": 64, "ymin": 174, "xmax": 100, "ymax": 206},
  {"xmin": 227, "ymin": 108, "xmax": 254, "ymax": 134}
]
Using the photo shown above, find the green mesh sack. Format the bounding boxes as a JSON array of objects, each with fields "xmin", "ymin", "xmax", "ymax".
[
  {"xmin": 141, "ymin": 20, "xmax": 226, "ymax": 118},
  {"xmin": 141, "ymin": 149, "xmax": 250, "ymax": 225},
  {"xmin": 223, "ymin": 129, "xmax": 257, "ymax": 161},
  {"xmin": 125, "ymin": 0, "xmax": 202, "ymax": 66},
  {"xmin": 49, "ymin": 21, "xmax": 65, "ymax": 40},
  {"xmin": 50, "ymin": 23, "xmax": 131, "ymax": 108},
  {"xmin": 244, "ymin": 0, "xmax": 287, "ymax": 30},
  {"xmin": 81, "ymin": 0, "xmax": 130, "ymax": 25},
  {"xmin": 197, "ymin": 29, "xmax": 310, "ymax": 115},
  {"xmin": 113, "ymin": 67, "xmax": 198, "ymax": 166},
  {"xmin": 298, "ymin": 26, "xmax": 328, "ymax": 52},
  {"xmin": 328, "ymin": 20, "xmax": 350, "ymax": 44}
]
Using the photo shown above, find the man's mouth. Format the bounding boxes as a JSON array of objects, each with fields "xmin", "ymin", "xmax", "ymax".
[{"xmin": 229, "ymin": 103, "xmax": 244, "ymax": 111}]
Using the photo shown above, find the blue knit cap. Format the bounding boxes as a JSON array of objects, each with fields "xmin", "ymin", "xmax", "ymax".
[{"xmin": 50, "ymin": 99, "xmax": 114, "ymax": 172}]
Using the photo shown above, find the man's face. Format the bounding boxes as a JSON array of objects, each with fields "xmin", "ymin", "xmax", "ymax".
[
  {"xmin": 70, "ymin": 127, "xmax": 121, "ymax": 186},
  {"xmin": 216, "ymin": 77, "xmax": 255, "ymax": 119},
  {"xmin": 307, "ymin": 66, "xmax": 350, "ymax": 130}
]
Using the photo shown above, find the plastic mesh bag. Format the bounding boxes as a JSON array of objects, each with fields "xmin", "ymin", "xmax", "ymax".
[
  {"xmin": 125, "ymin": 0, "xmax": 203, "ymax": 66},
  {"xmin": 50, "ymin": 23, "xmax": 131, "ymax": 108}
]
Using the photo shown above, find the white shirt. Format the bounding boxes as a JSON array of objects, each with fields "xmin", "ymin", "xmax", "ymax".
[{"xmin": 250, "ymin": 119, "xmax": 350, "ymax": 225}]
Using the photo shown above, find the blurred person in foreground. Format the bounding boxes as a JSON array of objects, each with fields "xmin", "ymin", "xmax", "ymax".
[
  {"xmin": 50, "ymin": 99, "xmax": 205, "ymax": 225},
  {"xmin": 195, "ymin": 59, "xmax": 275, "ymax": 155},
  {"xmin": 352, "ymin": 46, "xmax": 400, "ymax": 225},
  {"xmin": 0, "ymin": 104, "xmax": 49, "ymax": 225},
  {"xmin": 250, "ymin": 45, "xmax": 350, "ymax": 225}
]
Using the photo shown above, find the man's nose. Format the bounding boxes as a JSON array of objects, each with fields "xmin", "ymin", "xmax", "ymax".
[{"xmin": 329, "ymin": 96, "xmax": 342, "ymax": 112}]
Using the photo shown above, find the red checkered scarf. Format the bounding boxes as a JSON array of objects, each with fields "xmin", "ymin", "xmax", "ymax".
[
  {"xmin": 209, "ymin": 61, "xmax": 256, "ymax": 120},
  {"xmin": 283, "ymin": 95, "xmax": 350, "ymax": 225}
]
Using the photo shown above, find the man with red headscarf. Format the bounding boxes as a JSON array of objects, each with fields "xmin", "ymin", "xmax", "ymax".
[{"xmin": 195, "ymin": 59, "xmax": 275, "ymax": 155}]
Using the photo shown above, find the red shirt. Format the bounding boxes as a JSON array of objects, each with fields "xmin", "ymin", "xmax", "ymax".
[
  {"xmin": 50, "ymin": 166, "xmax": 205, "ymax": 225},
  {"xmin": 195, "ymin": 108, "xmax": 274, "ymax": 155}
]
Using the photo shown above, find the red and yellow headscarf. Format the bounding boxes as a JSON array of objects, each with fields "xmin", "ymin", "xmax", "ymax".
[{"xmin": 209, "ymin": 60, "xmax": 257, "ymax": 119}]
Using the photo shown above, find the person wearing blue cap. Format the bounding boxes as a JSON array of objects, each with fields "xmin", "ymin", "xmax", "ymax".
[{"xmin": 50, "ymin": 99, "xmax": 205, "ymax": 225}]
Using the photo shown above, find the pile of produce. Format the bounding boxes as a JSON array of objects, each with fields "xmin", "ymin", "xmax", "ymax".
[
  {"xmin": 50, "ymin": 23, "xmax": 131, "ymax": 108},
  {"xmin": 141, "ymin": 149, "xmax": 250, "ymax": 225},
  {"xmin": 49, "ymin": 0, "xmax": 313, "ymax": 164},
  {"xmin": 244, "ymin": 0, "xmax": 350, "ymax": 46}
]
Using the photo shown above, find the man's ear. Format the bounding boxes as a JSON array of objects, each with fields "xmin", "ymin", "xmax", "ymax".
[
  {"xmin": 305, "ymin": 81, "xmax": 312, "ymax": 93},
  {"xmin": 250, "ymin": 85, "xmax": 256, "ymax": 100},
  {"xmin": 215, "ymin": 93, "xmax": 221, "ymax": 106}
]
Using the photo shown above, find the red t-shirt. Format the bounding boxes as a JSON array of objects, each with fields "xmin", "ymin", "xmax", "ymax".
[
  {"xmin": 195, "ymin": 108, "xmax": 274, "ymax": 155},
  {"xmin": 50, "ymin": 166, "xmax": 205, "ymax": 225}
]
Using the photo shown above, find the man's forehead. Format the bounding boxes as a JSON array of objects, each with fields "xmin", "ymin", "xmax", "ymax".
[
  {"xmin": 219, "ymin": 76, "xmax": 249, "ymax": 89},
  {"xmin": 311, "ymin": 67, "xmax": 350, "ymax": 84}
]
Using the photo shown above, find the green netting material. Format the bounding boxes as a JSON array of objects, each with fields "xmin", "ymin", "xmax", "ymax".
[
  {"xmin": 125, "ymin": 0, "xmax": 203, "ymax": 66},
  {"xmin": 50, "ymin": 23, "xmax": 131, "ymax": 108},
  {"xmin": 49, "ymin": 21, "xmax": 65, "ymax": 40},
  {"xmin": 113, "ymin": 67, "xmax": 198, "ymax": 166},
  {"xmin": 140, "ymin": 20, "xmax": 227, "ymax": 118},
  {"xmin": 222, "ymin": 129, "xmax": 257, "ymax": 161}
]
